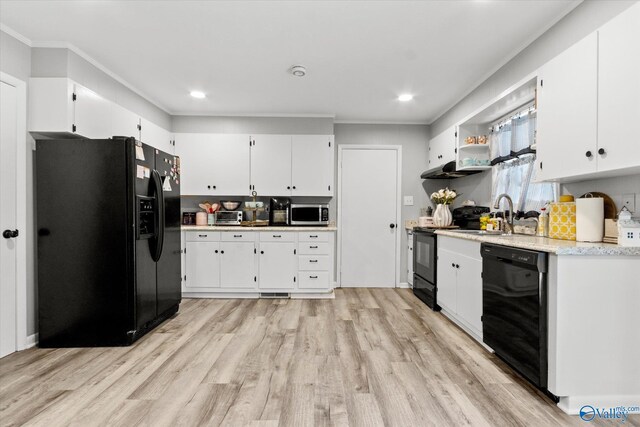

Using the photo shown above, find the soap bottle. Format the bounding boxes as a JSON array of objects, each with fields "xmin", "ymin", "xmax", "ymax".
[{"xmin": 537, "ymin": 207, "xmax": 548, "ymax": 237}]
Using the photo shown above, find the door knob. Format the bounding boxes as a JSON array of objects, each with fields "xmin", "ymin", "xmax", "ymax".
[
  {"xmin": 389, "ymin": 223, "xmax": 395, "ymax": 229},
  {"xmin": 3, "ymin": 229, "xmax": 19, "ymax": 239}
]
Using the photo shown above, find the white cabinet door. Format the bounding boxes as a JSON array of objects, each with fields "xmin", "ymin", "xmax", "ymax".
[
  {"xmin": 175, "ymin": 133, "xmax": 251, "ymax": 196},
  {"xmin": 597, "ymin": 3, "xmax": 640, "ymax": 173},
  {"xmin": 536, "ymin": 33, "xmax": 598, "ymax": 180},
  {"xmin": 185, "ymin": 241, "xmax": 220, "ymax": 289},
  {"xmin": 111, "ymin": 104, "xmax": 140, "ymax": 140},
  {"xmin": 455, "ymin": 254, "xmax": 483, "ymax": 334},
  {"xmin": 259, "ymin": 242, "xmax": 296, "ymax": 290},
  {"xmin": 220, "ymin": 242, "xmax": 256, "ymax": 289},
  {"xmin": 140, "ymin": 118, "xmax": 173, "ymax": 154},
  {"xmin": 28, "ymin": 78, "xmax": 75, "ymax": 134},
  {"xmin": 73, "ymin": 83, "xmax": 113, "ymax": 139},
  {"xmin": 291, "ymin": 135, "xmax": 334, "ymax": 196},
  {"xmin": 436, "ymin": 248, "xmax": 457, "ymax": 312},
  {"xmin": 250, "ymin": 134, "xmax": 292, "ymax": 196},
  {"xmin": 428, "ymin": 127, "xmax": 456, "ymax": 169}
]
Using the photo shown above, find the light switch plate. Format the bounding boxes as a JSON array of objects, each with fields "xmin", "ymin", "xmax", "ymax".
[
  {"xmin": 622, "ymin": 194, "xmax": 636, "ymax": 213},
  {"xmin": 404, "ymin": 196, "xmax": 414, "ymax": 206}
]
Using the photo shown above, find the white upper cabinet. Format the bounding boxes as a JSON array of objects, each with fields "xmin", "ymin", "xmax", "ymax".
[
  {"xmin": 111, "ymin": 103, "xmax": 140, "ymax": 139},
  {"xmin": 291, "ymin": 135, "xmax": 334, "ymax": 196},
  {"xmin": 536, "ymin": 33, "xmax": 598, "ymax": 181},
  {"xmin": 140, "ymin": 117, "xmax": 174, "ymax": 154},
  {"xmin": 597, "ymin": 3, "xmax": 640, "ymax": 173},
  {"xmin": 73, "ymin": 84, "xmax": 113, "ymax": 139},
  {"xmin": 250, "ymin": 135, "xmax": 292, "ymax": 196},
  {"xmin": 428, "ymin": 126, "xmax": 456, "ymax": 170},
  {"xmin": 175, "ymin": 133, "xmax": 251, "ymax": 196}
]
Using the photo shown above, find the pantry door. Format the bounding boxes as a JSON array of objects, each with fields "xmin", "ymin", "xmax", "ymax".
[{"xmin": 338, "ymin": 145, "xmax": 401, "ymax": 287}]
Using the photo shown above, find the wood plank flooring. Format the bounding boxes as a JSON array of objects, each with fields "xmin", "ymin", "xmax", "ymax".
[{"xmin": 1, "ymin": 289, "xmax": 637, "ymax": 426}]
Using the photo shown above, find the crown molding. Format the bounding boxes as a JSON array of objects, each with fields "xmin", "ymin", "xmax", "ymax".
[
  {"xmin": 0, "ymin": 24, "xmax": 33, "ymax": 46},
  {"xmin": 334, "ymin": 120, "xmax": 428, "ymax": 125}
]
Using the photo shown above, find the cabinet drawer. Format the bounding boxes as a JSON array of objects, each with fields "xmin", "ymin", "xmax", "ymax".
[
  {"xmin": 259, "ymin": 232, "xmax": 295, "ymax": 242},
  {"xmin": 298, "ymin": 232, "xmax": 329, "ymax": 242},
  {"xmin": 298, "ymin": 242, "xmax": 329, "ymax": 255},
  {"xmin": 186, "ymin": 231, "xmax": 220, "ymax": 242},
  {"xmin": 220, "ymin": 232, "xmax": 255, "ymax": 242},
  {"xmin": 298, "ymin": 255, "xmax": 329, "ymax": 271},
  {"xmin": 298, "ymin": 271, "xmax": 330, "ymax": 289}
]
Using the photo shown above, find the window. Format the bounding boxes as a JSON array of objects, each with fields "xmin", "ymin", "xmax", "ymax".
[{"xmin": 490, "ymin": 106, "xmax": 557, "ymax": 213}]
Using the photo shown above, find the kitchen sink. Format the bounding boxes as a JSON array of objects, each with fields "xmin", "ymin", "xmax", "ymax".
[{"xmin": 448, "ymin": 229, "xmax": 532, "ymax": 237}]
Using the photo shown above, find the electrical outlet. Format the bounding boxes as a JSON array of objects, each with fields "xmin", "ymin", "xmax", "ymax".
[
  {"xmin": 622, "ymin": 194, "xmax": 636, "ymax": 213},
  {"xmin": 404, "ymin": 196, "xmax": 414, "ymax": 206}
]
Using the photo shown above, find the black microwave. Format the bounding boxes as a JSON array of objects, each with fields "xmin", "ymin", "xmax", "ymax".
[{"xmin": 290, "ymin": 204, "xmax": 329, "ymax": 226}]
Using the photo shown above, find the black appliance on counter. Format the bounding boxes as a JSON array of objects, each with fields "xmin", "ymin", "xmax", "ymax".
[
  {"xmin": 36, "ymin": 136, "xmax": 181, "ymax": 347},
  {"xmin": 452, "ymin": 206, "xmax": 490, "ymax": 230},
  {"xmin": 413, "ymin": 228, "xmax": 439, "ymax": 311},
  {"xmin": 481, "ymin": 243, "xmax": 549, "ymax": 388},
  {"xmin": 269, "ymin": 197, "xmax": 291, "ymax": 225}
]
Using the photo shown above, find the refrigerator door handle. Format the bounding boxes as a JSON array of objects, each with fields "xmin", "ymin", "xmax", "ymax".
[{"xmin": 150, "ymin": 170, "xmax": 165, "ymax": 262}]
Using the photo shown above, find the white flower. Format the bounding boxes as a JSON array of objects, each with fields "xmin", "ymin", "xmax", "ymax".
[
  {"xmin": 431, "ymin": 192, "xmax": 438, "ymax": 199},
  {"xmin": 450, "ymin": 191, "xmax": 457, "ymax": 198},
  {"xmin": 438, "ymin": 189, "xmax": 445, "ymax": 197}
]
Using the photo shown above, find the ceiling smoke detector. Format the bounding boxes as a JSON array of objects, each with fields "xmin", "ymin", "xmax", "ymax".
[{"xmin": 290, "ymin": 65, "xmax": 307, "ymax": 77}]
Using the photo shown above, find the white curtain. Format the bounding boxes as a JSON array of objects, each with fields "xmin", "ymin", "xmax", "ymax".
[
  {"xmin": 491, "ymin": 154, "xmax": 556, "ymax": 212},
  {"xmin": 511, "ymin": 111, "xmax": 536, "ymax": 154},
  {"xmin": 490, "ymin": 122, "xmax": 512, "ymax": 161}
]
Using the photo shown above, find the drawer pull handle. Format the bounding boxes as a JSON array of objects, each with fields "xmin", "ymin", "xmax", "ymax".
[
  {"xmin": 310, "ymin": 245, "xmax": 318, "ymax": 249},
  {"xmin": 273, "ymin": 235, "xmax": 281, "ymax": 238},
  {"xmin": 198, "ymin": 234, "xmax": 207, "ymax": 238},
  {"xmin": 309, "ymin": 235, "xmax": 318, "ymax": 238},
  {"xmin": 233, "ymin": 234, "xmax": 242, "ymax": 238},
  {"xmin": 309, "ymin": 260, "xmax": 318, "ymax": 263},
  {"xmin": 309, "ymin": 275, "xmax": 318, "ymax": 279}
]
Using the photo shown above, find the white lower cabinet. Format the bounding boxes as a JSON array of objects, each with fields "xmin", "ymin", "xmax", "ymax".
[
  {"xmin": 183, "ymin": 230, "xmax": 334, "ymax": 295},
  {"xmin": 220, "ymin": 241, "xmax": 257, "ymax": 289},
  {"xmin": 437, "ymin": 237, "xmax": 483, "ymax": 340},
  {"xmin": 258, "ymin": 241, "xmax": 296, "ymax": 290}
]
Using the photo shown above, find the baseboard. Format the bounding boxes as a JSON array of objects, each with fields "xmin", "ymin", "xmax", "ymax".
[
  {"xmin": 24, "ymin": 333, "xmax": 38, "ymax": 349},
  {"xmin": 397, "ymin": 282, "xmax": 412, "ymax": 289},
  {"xmin": 290, "ymin": 290, "xmax": 335, "ymax": 299}
]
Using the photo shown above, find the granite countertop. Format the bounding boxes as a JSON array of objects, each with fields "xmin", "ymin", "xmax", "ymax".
[
  {"xmin": 434, "ymin": 229, "xmax": 640, "ymax": 256},
  {"xmin": 182, "ymin": 225, "xmax": 337, "ymax": 232}
]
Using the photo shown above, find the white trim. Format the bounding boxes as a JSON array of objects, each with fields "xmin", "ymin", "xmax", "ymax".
[
  {"xmin": 397, "ymin": 282, "xmax": 411, "ymax": 289},
  {"xmin": 1, "ymin": 72, "xmax": 29, "ymax": 352},
  {"xmin": 0, "ymin": 24, "xmax": 33, "ymax": 46},
  {"xmin": 24, "ymin": 333, "xmax": 38, "ymax": 349},
  {"xmin": 171, "ymin": 112, "xmax": 336, "ymax": 119},
  {"xmin": 337, "ymin": 144, "xmax": 403, "ymax": 288},
  {"xmin": 334, "ymin": 120, "xmax": 428, "ymax": 125}
]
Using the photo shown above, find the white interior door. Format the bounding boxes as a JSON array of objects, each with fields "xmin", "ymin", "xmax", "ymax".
[
  {"xmin": 339, "ymin": 147, "xmax": 399, "ymax": 287},
  {"xmin": 1, "ymin": 81, "xmax": 18, "ymax": 358}
]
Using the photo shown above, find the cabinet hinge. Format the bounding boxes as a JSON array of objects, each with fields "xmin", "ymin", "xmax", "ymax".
[
  {"xmin": 254, "ymin": 276, "xmax": 257, "ymax": 282},
  {"xmin": 254, "ymin": 248, "xmax": 257, "ymax": 254},
  {"xmin": 294, "ymin": 249, "xmax": 297, "ymax": 255},
  {"xmin": 184, "ymin": 275, "xmax": 187, "ymax": 281},
  {"xmin": 249, "ymin": 139, "xmax": 252, "ymax": 146},
  {"xmin": 72, "ymin": 93, "xmax": 77, "ymax": 101},
  {"xmin": 328, "ymin": 185, "xmax": 331, "ymax": 191},
  {"xmin": 72, "ymin": 124, "xmax": 77, "ymax": 132},
  {"xmin": 540, "ymin": 162, "xmax": 543, "ymax": 170},
  {"xmin": 294, "ymin": 276, "xmax": 296, "ymax": 282},
  {"xmin": 454, "ymin": 131, "xmax": 458, "ymax": 138},
  {"xmin": 540, "ymin": 79, "xmax": 544, "ymax": 87},
  {"xmin": 137, "ymin": 124, "xmax": 141, "ymax": 131},
  {"xmin": 455, "ymin": 148, "xmax": 457, "ymax": 154},
  {"xmin": 328, "ymin": 141, "xmax": 331, "ymax": 147}
]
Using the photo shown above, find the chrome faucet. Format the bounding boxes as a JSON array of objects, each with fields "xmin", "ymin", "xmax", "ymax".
[{"xmin": 493, "ymin": 193, "xmax": 514, "ymax": 235}]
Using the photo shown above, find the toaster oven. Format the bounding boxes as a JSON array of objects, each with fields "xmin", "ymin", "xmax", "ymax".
[{"xmin": 214, "ymin": 211, "xmax": 243, "ymax": 225}]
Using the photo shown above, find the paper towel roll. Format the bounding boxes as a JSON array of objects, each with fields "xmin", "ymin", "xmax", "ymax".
[{"xmin": 576, "ymin": 197, "xmax": 604, "ymax": 242}]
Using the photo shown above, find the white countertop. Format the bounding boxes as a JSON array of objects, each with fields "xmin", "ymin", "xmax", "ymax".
[
  {"xmin": 434, "ymin": 229, "xmax": 640, "ymax": 256},
  {"xmin": 182, "ymin": 225, "xmax": 337, "ymax": 232}
]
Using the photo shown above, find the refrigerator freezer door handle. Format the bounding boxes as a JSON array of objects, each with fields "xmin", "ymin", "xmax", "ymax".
[{"xmin": 150, "ymin": 170, "xmax": 165, "ymax": 262}]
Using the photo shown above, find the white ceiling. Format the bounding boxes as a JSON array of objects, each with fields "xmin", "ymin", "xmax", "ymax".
[{"xmin": 0, "ymin": 1, "xmax": 580, "ymax": 123}]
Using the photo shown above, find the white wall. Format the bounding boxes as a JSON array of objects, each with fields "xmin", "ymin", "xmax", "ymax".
[
  {"xmin": 334, "ymin": 123, "xmax": 430, "ymax": 284},
  {"xmin": 172, "ymin": 115, "xmax": 334, "ymax": 135}
]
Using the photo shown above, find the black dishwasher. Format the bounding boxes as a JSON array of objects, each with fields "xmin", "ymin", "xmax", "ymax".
[{"xmin": 481, "ymin": 243, "xmax": 548, "ymax": 388}]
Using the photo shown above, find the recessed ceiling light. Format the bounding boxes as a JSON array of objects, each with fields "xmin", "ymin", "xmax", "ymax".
[
  {"xmin": 290, "ymin": 65, "xmax": 307, "ymax": 77},
  {"xmin": 398, "ymin": 94, "xmax": 414, "ymax": 102},
  {"xmin": 190, "ymin": 91, "xmax": 206, "ymax": 99}
]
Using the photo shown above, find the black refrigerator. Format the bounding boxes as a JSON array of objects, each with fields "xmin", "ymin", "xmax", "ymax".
[{"xmin": 36, "ymin": 136, "xmax": 181, "ymax": 347}]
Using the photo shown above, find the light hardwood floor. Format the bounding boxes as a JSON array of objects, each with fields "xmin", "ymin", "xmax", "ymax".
[{"xmin": 1, "ymin": 289, "xmax": 637, "ymax": 427}]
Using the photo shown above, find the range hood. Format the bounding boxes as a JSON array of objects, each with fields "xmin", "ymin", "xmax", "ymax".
[{"xmin": 420, "ymin": 161, "xmax": 483, "ymax": 180}]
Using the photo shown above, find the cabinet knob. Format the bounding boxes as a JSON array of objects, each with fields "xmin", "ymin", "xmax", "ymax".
[
  {"xmin": 456, "ymin": 264, "xmax": 460, "ymax": 269},
  {"xmin": 220, "ymin": 250, "xmax": 224, "ymax": 254},
  {"xmin": 207, "ymin": 185, "xmax": 211, "ymax": 189},
  {"xmin": 287, "ymin": 186, "xmax": 291, "ymax": 190},
  {"xmin": 585, "ymin": 151, "xmax": 592, "ymax": 158},
  {"xmin": 215, "ymin": 250, "xmax": 219, "ymax": 253},
  {"xmin": 213, "ymin": 185, "xmax": 217, "ymax": 189},
  {"xmin": 292, "ymin": 186, "xmax": 296, "ymax": 190},
  {"xmin": 260, "ymin": 250, "xmax": 264, "ymax": 254},
  {"xmin": 3, "ymin": 229, "xmax": 18, "ymax": 239},
  {"xmin": 389, "ymin": 223, "xmax": 396, "ymax": 229},
  {"xmin": 452, "ymin": 263, "xmax": 455, "ymax": 267},
  {"xmin": 598, "ymin": 148, "xmax": 606, "ymax": 155}
]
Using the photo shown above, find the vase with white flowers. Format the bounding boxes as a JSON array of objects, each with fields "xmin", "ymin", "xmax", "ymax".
[{"xmin": 430, "ymin": 188, "xmax": 458, "ymax": 227}]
